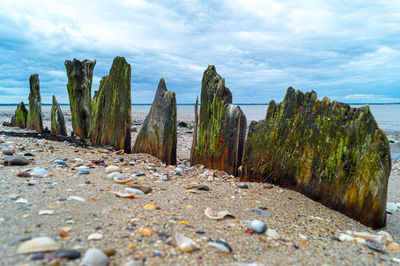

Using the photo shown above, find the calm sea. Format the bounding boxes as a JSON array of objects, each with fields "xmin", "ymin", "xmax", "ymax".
[{"xmin": 0, "ymin": 104, "xmax": 399, "ymax": 131}]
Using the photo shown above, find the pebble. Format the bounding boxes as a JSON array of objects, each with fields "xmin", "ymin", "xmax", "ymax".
[
  {"xmin": 24, "ymin": 152, "xmax": 34, "ymax": 156},
  {"xmin": 53, "ymin": 159, "xmax": 67, "ymax": 166},
  {"xmin": 136, "ymin": 171, "xmax": 145, "ymax": 176},
  {"xmin": 69, "ymin": 196, "xmax": 85, "ymax": 202},
  {"xmin": 78, "ymin": 169, "xmax": 90, "ymax": 175},
  {"xmin": 81, "ymin": 248, "xmax": 109, "ymax": 265},
  {"xmin": 246, "ymin": 220, "xmax": 267, "ymax": 233},
  {"xmin": 386, "ymin": 202, "xmax": 398, "ymax": 213},
  {"xmin": 237, "ymin": 183, "xmax": 248, "ymax": 189},
  {"xmin": 5, "ymin": 156, "xmax": 31, "ymax": 165},
  {"xmin": 15, "ymin": 198, "xmax": 29, "ymax": 204},
  {"xmin": 197, "ymin": 185, "xmax": 209, "ymax": 191},
  {"xmin": 38, "ymin": 210, "xmax": 55, "ymax": 215},
  {"xmin": 27, "ymin": 180, "xmax": 38, "ymax": 186},
  {"xmin": 55, "ymin": 249, "xmax": 81, "ymax": 260},
  {"xmin": 2, "ymin": 150, "xmax": 14, "ymax": 155},
  {"xmin": 87, "ymin": 233, "xmax": 103, "ymax": 241},
  {"xmin": 174, "ymin": 168, "xmax": 183, "ymax": 176},
  {"xmin": 161, "ymin": 174, "xmax": 170, "ymax": 181}
]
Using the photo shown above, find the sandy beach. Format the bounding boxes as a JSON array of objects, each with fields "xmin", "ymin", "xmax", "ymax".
[{"xmin": 0, "ymin": 109, "xmax": 400, "ymax": 265}]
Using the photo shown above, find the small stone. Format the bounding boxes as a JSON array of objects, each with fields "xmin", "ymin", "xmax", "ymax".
[
  {"xmin": 105, "ymin": 165, "xmax": 121, "ymax": 173},
  {"xmin": 4, "ymin": 156, "xmax": 31, "ymax": 166},
  {"xmin": 161, "ymin": 174, "xmax": 170, "ymax": 181},
  {"xmin": 27, "ymin": 180, "xmax": 38, "ymax": 186},
  {"xmin": 87, "ymin": 233, "xmax": 103, "ymax": 241},
  {"xmin": 237, "ymin": 183, "xmax": 248, "ymax": 189},
  {"xmin": 136, "ymin": 171, "xmax": 145, "ymax": 176},
  {"xmin": 386, "ymin": 202, "xmax": 398, "ymax": 213},
  {"xmin": 197, "ymin": 185, "xmax": 209, "ymax": 191},
  {"xmin": 15, "ymin": 198, "xmax": 29, "ymax": 204},
  {"xmin": 55, "ymin": 249, "xmax": 81, "ymax": 260},
  {"xmin": 69, "ymin": 196, "xmax": 85, "ymax": 202},
  {"xmin": 53, "ymin": 159, "xmax": 67, "ymax": 166},
  {"xmin": 246, "ymin": 220, "xmax": 267, "ymax": 233},
  {"xmin": 81, "ymin": 248, "xmax": 109, "ymax": 266},
  {"xmin": 2, "ymin": 150, "xmax": 14, "ymax": 155},
  {"xmin": 78, "ymin": 169, "xmax": 89, "ymax": 175},
  {"xmin": 24, "ymin": 153, "xmax": 34, "ymax": 156}
]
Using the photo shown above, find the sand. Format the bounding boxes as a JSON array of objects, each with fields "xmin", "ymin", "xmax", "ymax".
[{"xmin": 0, "ymin": 110, "xmax": 400, "ymax": 265}]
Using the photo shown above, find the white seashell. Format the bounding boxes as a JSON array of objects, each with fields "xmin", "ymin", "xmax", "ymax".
[
  {"xmin": 124, "ymin": 187, "xmax": 144, "ymax": 195},
  {"xmin": 38, "ymin": 210, "xmax": 54, "ymax": 215},
  {"xmin": 175, "ymin": 233, "xmax": 199, "ymax": 252},
  {"xmin": 208, "ymin": 239, "xmax": 232, "ymax": 253},
  {"xmin": 17, "ymin": 237, "xmax": 60, "ymax": 254},
  {"xmin": 87, "ymin": 233, "xmax": 103, "ymax": 241},
  {"xmin": 107, "ymin": 172, "xmax": 122, "ymax": 179},
  {"xmin": 69, "ymin": 196, "xmax": 85, "ymax": 202},
  {"xmin": 247, "ymin": 220, "xmax": 267, "ymax": 233},
  {"xmin": 347, "ymin": 231, "xmax": 382, "ymax": 241},
  {"xmin": 113, "ymin": 174, "xmax": 132, "ymax": 183},
  {"xmin": 377, "ymin": 230, "xmax": 394, "ymax": 244},
  {"xmin": 204, "ymin": 207, "xmax": 234, "ymax": 220},
  {"xmin": 266, "ymin": 228, "xmax": 280, "ymax": 240},
  {"xmin": 15, "ymin": 198, "xmax": 29, "ymax": 204},
  {"xmin": 81, "ymin": 248, "xmax": 109, "ymax": 266},
  {"xmin": 339, "ymin": 233, "xmax": 354, "ymax": 241},
  {"xmin": 105, "ymin": 165, "xmax": 121, "ymax": 174}
]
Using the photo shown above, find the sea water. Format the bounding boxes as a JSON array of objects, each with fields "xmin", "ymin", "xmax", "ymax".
[{"xmin": 0, "ymin": 103, "xmax": 399, "ymax": 131}]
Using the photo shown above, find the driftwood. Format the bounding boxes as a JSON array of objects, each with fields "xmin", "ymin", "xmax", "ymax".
[
  {"xmin": 190, "ymin": 96, "xmax": 198, "ymax": 162},
  {"xmin": 0, "ymin": 130, "xmax": 89, "ymax": 148}
]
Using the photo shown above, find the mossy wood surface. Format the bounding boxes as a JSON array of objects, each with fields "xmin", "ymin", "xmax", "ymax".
[
  {"xmin": 89, "ymin": 56, "xmax": 131, "ymax": 153},
  {"xmin": 191, "ymin": 65, "xmax": 247, "ymax": 176},
  {"xmin": 51, "ymin": 95, "xmax": 67, "ymax": 136},
  {"xmin": 26, "ymin": 74, "xmax": 43, "ymax": 133},
  {"xmin": 65, "ymin": 59, "xmax": 96, "ymax": 139},
  {"xmin": 132, "ymin": 78, "xmax": 177, "ymax": 164},
  {"xmin": 241, "ymin": 87, "xmax": 391, "ymax": 228}
]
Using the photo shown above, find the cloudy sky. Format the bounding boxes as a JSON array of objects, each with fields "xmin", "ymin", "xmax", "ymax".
[{"xmin": 0, "ymin": 0, "xmax": 399, "ymax": 104}]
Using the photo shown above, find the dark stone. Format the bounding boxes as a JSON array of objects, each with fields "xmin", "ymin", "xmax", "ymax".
[
  {"xmin": 51, "ymin": 95, "xmax": 67, "ymax": 136},
  {"xmin": 241, "ymin": 87, "xmax": 391, "ymax": 229},
  {"xmin": 2, "ymin": 150, "xmax": 14, "ymax": 155},
  {"xmin": 177, "ymin": 121, "xmax": 188, "ymax": 128},
  {"xmin": 132, "ymin": 78, "xmax": 177, "ymax": 164},
  {"xmin": 89, "ymin": 56, "xmax": 131, "ymax": 153},
  {"xmin": 55, "ymin": 250, "xmax": 81, "ymax": 260},
  {"xmin": 4, "ymin": 156, "xmax": 30, "ymax": 165},
  {"xmin": 65, "ymin": 58, "xmax": 96, "ymax": 139},
  {"xmin": 191, "ymin": 66, "xmax": 247, "ymax": 176},
  {"xmin": 197, "ymin": 185, "xmax": 209, "ymax": 191},
  {"xmin": 237, "ymin": 183, "xmax": 248, "ymax": 189},
  {"xmin": 27, "ymin": 74, "xmax": 43, "ymax": 133},
  {"xmin": 43, "ymin": 127, "xmax": 50, "ymax": 134}
]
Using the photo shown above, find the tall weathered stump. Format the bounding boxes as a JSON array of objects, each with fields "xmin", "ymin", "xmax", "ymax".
[
  {"xmin": 89, "ymin": 56, "xmax": 131, "ymax": 153},
  {"xmin": 241, "ymin": 87, "xmax": 391, "ymax": 228},
  {"xmin": 51, "ymin": 95, "xmax": 67, "ymax": 136},
  {"xmin": 132, "ymin": 78, "xmax": 177, "ymax": 165},
  {"xmin": 27, "ymin": 74, "xmax": 43, "ymax": 133},
  {"xmin": 191, "ymin": 65, "xmax": 247, "ymax": 176},
  {"xmin": 65, "ymin": 59, "xmax": 96, "ymax": 139}
]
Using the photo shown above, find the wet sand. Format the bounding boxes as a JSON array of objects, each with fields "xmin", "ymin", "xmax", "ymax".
[{"xmin": 0, "ymin": 111, "xmax": 400, "ymax": 265}]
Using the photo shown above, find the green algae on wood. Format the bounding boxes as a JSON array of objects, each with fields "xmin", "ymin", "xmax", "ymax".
[
  {"xmin": 26, "ymin": 74, "xmax": 43, "ymax": 133},
  {"xmin": 89, "ymin": 56, "xmax": 131, "ymax": 153},
  {"xmin": 3, "ymin": 102, "xmax": 28, "ymax": 128},
  {"xmin": 241, "ymin": 87, "xmax": 391, "ymax": 229},
  {"xmin": 50, "ymin": 95, "xmax": 67, "ymax": 136},
  {"xmin": 65, "ymin": 58, "xmax": 96, "ymax": 139},
  {"xmin": 132, "ymin": 78, "xmax": 177, "ymax": 164},
  {"xmin": 191, "ymin": 65, "xmax": 247, "ymax": 176}
]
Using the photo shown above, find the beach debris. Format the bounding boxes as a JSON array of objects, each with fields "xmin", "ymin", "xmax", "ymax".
[
  {"xmin": 386, "ymin": 202, "xmax": 398, "ymax": 213},
  {"xmin": 38, "ymin": 210, "xmax": 55, "ymax": 215},
  {"xmin": 3, "ymin": 102, "xmax": 28, "ymax": 129},
  {"xmin": 204, "ymin": 207, "xmax": 234, "ymax": 220},
  {"xmin": 132, "ymin": 78, "xmax": 177, "ymax": 165},
  {"xmin": 4, "ymin": 156, "xmax": 30, "ymax": 166},
  {"xmin": 125, "ymin": 187, "xmax": 144, "ymax": 195},
  {"xmin": 126, "ymin": 184, "xmax": 152, "ymax": 194},
  {"xmin": 241, "ymin": 87, "xmax": 391, "ymax": 228},
  {"xmin": 139, "ymin": 228, "xmax": 152, "ymax": 236},
  {"xmin": 17, "ymin": 237, "xmax": 60, "ymax": 254},
  {"xmin": 190, "ymin": 65, "xmax": 247, "ymax": 176},
  {"xmin": 89, "ymin": 56, "xmax": 132, "ymax": 153},
  {"xmin": 266, "ymin": 228, "xmax": 280, "ymax": 240},
  {"xmin": 246, "ymin": 220, "xmax": 267, "ymax": 234},
  {"xmin": 50, "ymin": 95, "xmax": 67, "ymax": 136},
  {"xmin": 113, "ymin": 175, "xmax": 132, "ymax": 183},
  {"xmin": 65, "ymin": 58, "xmax": 96, "ymax": 139},
  {"xmin": 115, "ymin": 191, "xmax": 135, "ymax": 198},
  {"xmin": 78, "ymin": 169, "xmax": 89, "ymax": 175},
  {"xmin": 87, "ymin": 233, "xmax": 103, "ymax": 241},
  {"xmin": 365, "ymin": 239, "xmax": 385, "ymax": 252},
  {"xmin": 237, "ymin": 183, "xmax": 248, "ymax": 189},
  {"xmin": 81, "ymin": 248, "xmax": 109, "ymax": 266},
  {"xmin": 69, "ymin": 196, "xmax": 85, "ymax": 202},
  {"xmin": 161, "ymin": 174, "xmax": 170, "ymax": 181},
  {"xmin": 208, "ymin": 239, "xmax": 233, "ymax": 253},
  {"xmin": 251, "ymin": 209, "xmax": 270, "ymax": 218},
  {"xmin": 15, "ymin": 198, "xmax": 29, "ymax": 204},
  {"xmin": 175, "ymin": 233, "xmax": 199, "ymax": 252},
  {"xmin": 26, "ymin": 74, "xmax": 44, "ymax": 133},
  {"xmin": 105, "ymin": 165, "xmax": 121, "ymax": 174}
]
